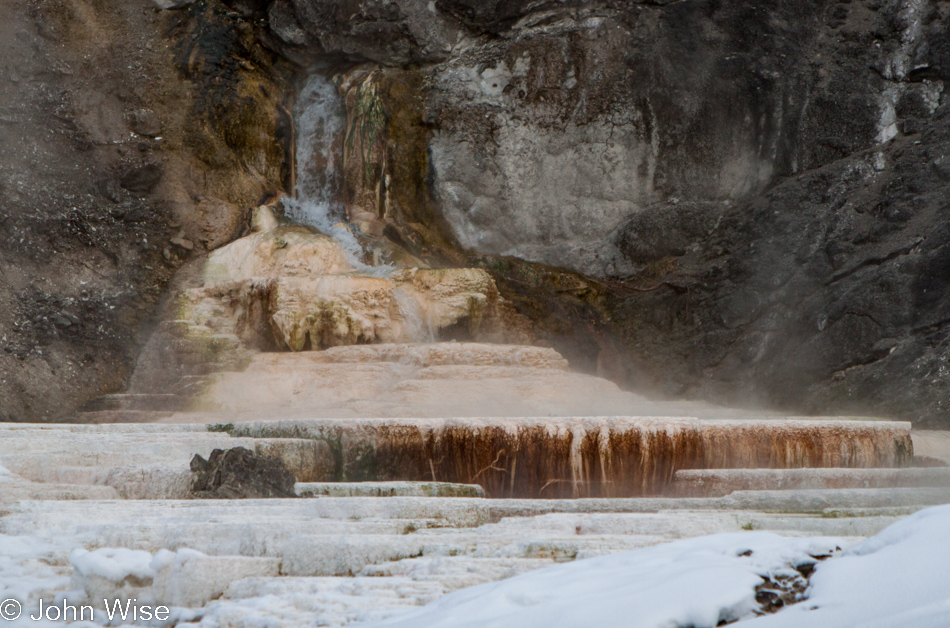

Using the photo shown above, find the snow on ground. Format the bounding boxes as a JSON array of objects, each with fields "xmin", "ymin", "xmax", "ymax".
[
  {"xmin": 192, "ymin": 576, "xmax": 446, "ymax": 627},
  {"xmin": 0, "ymin": 534, "xmax": 76, "ymax": 627},
  {"xmin": 69, "ymin": 547, "xmax": 157, "ymax": 584},
  {"xmin": 362, "ymin": 533, "xmax": 842, "ymax": 628},
  {"xmin": 0, "ymin": 506, "xmax": 947, "ymax": 627},
  {"xmin": 737, "ymin": 503, "xmax": 950, "ymax": 627},
  {"xmin": 364, "ymin": 505, "xmax": 950, "ymax": 628}
]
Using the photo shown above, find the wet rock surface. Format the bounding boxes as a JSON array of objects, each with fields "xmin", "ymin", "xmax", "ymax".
[
  {"xmin": 190, "ymin": 446, "xmax": 298, "ymax": 498},
  {"xmin": 222, "ymin": 417, "xmax": 912, "ymax": 498}
]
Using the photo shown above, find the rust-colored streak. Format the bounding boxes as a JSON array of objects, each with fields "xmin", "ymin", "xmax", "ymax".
[
  {"xmin": 695, "ymin": 421, "xmax": 913, "ymax": 471},
  {"xmin": 238, "ymin": 417, "xmax": 913, "ymax": 499}
]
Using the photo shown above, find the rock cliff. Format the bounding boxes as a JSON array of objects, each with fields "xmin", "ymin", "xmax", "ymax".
[
  {"xmin": 3, "ymin": 0, "xmax": 949, "ymax": 426},
  {"xmin": 0, "ymin": 0, "xmax": 290, "ymax": 419},
  {"xmin": 261, "ymin": 0, "xmax": 950, "ymax": 426}
]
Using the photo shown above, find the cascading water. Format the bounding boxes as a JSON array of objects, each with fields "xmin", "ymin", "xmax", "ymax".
[
  {"xmin": 283, "ymin": 73, "xmax": 393, "ymax": 277},
  {"xmin": 284, "ymin": 74, "xmax": 345, "ymax": 226},
  {"xmin": 283, "ymin": 72, "xmax": 437, "ymax": 340}
]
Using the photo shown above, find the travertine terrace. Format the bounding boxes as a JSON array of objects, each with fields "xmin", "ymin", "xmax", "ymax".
[
  {"xmin": 3, "ymin": 230, "xmax": 939, "ymax": 628},
  {"xmin": 223, "ymin": 417, "xmax": 912, "ymax": 498},
  {"xmin": 4, "ymin": 204, "xmax": 937, "ymax": 625},
  {"xmin": 1, "ymin": 420, "xmax": 947, "ymax": 626}
]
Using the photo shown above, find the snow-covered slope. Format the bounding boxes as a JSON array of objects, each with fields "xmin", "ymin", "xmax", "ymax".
[
  {"xmin": 739, "ymin": 504, "xmax": 950, "ymax": 628},
  {"xmin": 366, "ymin": 505, "xmax": 950, "ymax": 628}
]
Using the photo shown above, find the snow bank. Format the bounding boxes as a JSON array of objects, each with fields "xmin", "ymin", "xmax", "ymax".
[
  {"xmin": 70, "ymin": 547, "xmax": 156, "ymax": 583},
  {"xmin": 2, "ymin": 501, "xmax": 947, "ymax": 628},
  {"xmin": 365, "ymin": 533, "xmax": 841, "ymax": 628},
  {"xmin": 69, "ymin": 547, "xmax": 279, "ymax": 609},
  {"xmin": 193, "ymin": 576, "xmax": 445, "ymax": 627},
  {"xmin": 737, "ymin": 503, "xmax": 950, "ymax": 627},
  {"xmin": 367, "ymin": 504, "xmax": 950, "ymax": 628}
]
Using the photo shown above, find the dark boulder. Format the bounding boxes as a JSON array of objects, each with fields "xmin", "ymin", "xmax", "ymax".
[{"xmin": 190, "ymin": 447, "xmax": 298, "ymax": 499}]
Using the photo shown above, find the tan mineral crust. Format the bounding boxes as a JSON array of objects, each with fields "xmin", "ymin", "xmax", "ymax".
[{"xmin": 175, "ymin": 224, "xmax": 504, "ymax": 352}]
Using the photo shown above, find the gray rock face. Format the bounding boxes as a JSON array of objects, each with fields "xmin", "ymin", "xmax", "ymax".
[
  {"xmin": 262, "ymin": 0, "xmax": 950, "ymax": 426},
  {"xmin": 424, "ymin": 6, "xmax": 805, "ymax": 278},
  {"xmin": 151, "ymin": 0, "xmax": 195, "ymax": 9},
  {"xmin": 269, "ymin": 0, "xmax": 891, "ymax": 277},
  {"xmin": 267, "ymin": 0, "xmax": 459, "ymax": 64},
  {"xmin": 612, "ymin": 137, "xmax": 950, "ymax": 427}
]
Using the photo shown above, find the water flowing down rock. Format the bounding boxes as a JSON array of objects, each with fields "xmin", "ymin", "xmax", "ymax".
[
  {"xmin": 254, "ymin": 0, "xmax": 950, "ymax": 428},
  {"xmin": 3, "ymin": 2, "xmax": 950, "ymax": 625}
]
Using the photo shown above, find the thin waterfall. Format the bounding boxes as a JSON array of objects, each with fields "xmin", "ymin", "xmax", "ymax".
[
  {"xmin": 283, "ymin": 73, "xmax": 344, "ymax": 228},
  {"xmin": 283, "ymin": 73, "xmax": 393, "ymax": 277},
  {"xmin": 283, "ymin": 72, "xmax": 431, "ymax": 339}
]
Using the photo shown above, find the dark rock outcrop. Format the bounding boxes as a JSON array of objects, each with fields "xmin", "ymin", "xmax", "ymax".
[
  {"xmin": 264, "ymin": 0, "xmax": 459, "ymax": 65},
  {"xmin": 607, "ymin": 137, "xmax": 950, "ymax": 427},
  {"xmin": 190, "ymin": 447, "xmax": 298, "ymax": 498},
  {"xmin": 0, "ymin": 0, "xmax": 290, "ymax": 421}
]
